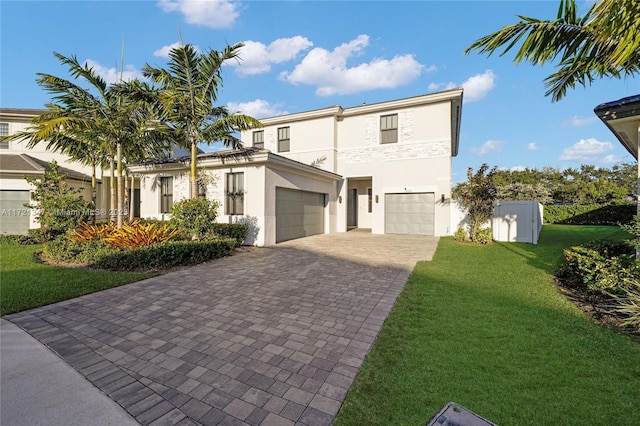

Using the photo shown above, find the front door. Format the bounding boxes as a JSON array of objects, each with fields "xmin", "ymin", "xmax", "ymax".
[{"xmin": 347, "ymin": 188, "xmax": 358, "ymax": 227}]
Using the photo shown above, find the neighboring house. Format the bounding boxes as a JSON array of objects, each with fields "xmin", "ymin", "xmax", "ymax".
[
  {"xmin": 594, "ymin": 94, "xmax": 640, "ymax": 202},
  {"xmin": 0, "ymin": 108, "xmax": 193, "ymax": 235},
  {"xmin": 131, "ymin": 89, "xmax": 464, "ymax": 246},
  {"xmin": 0, "ymin": 108, "xmax": 99, "ymax": 234}
]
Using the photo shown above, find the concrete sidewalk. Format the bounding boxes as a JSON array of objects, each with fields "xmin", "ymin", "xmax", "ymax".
[{"xmin": 0, "ymin": 318, "xmax": 138, "ymax": 426}]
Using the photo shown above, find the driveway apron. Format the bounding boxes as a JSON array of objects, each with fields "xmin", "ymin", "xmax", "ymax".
[{"xmin": 4, "ymin": 232, "xmax": 439, "ymax": 426}]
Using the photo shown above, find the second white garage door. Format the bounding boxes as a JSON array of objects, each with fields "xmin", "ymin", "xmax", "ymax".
[
  {"xmin": 385, "ymin": 192, "xmax": 435, "ymax": 235},
  {"xmin": 0, "ymin": 190, "xmax": 31, "ymax": 235},
  {"xmin": 275, "ymin": 188, "xmax": 325, "ymax": 243}
]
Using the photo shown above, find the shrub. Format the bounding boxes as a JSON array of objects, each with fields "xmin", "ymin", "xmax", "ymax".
[
  {"xmin": 610, "ymin": 278, "xmax": 640, "ymax": 332},
  {"xmin": 544, "ymin": 204, "xmax": 635, "ymax": 225},
  {"xmin": 474, "ymin": 227, "xmax": 493, "ymax": 244},
  {"xmin": 211, "ymin": 223, "xmax": 249, "ymax": 246},
  {"xmin": 170, "ymin": 198, "xmax": 219, "ymax": 238},
  {"xmin": 44, "ymin": 236, "xmax": 113, "ymax": 264},
  {"xmin": 453, "ymin": 228, "xmax": 470, "ymax": 242},
  {"xmin": 70, "ymin": 222, "xmax": 117, "ymax": 242},
  {"xmin": 92, "ymin": 238, "xmax": 236, "ymax": 271},
  {"xmin": 0, "ymin": 234, "xmax": 37, "ymax": 245},
  {"xmin": 102, "ymin": 220, "xmax": 179, "ymax": 249},
  {"xmin": 557, "ymin": 241, "xmax": 638, "ymax": 294},
  {"xmin": 24, "ymin": 161, "xmax": 93, "ymax": 240}
]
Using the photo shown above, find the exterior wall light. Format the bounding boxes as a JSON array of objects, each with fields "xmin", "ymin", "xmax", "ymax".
[
  {"xmin": 339, "ymin": 195, "xmax": 342, "ymax": 203},
  {"xmin": 375, "ymin": 195, "xmax": 379, "ymax": 203},
  {"xmin": 441, "ymin": 194, "xmax": 445, "ymax": 203}
]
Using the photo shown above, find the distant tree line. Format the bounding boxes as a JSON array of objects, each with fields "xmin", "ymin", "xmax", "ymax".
[{"xmin": 489, "ymin": 163, "xmax": 636, "ymax": 205}]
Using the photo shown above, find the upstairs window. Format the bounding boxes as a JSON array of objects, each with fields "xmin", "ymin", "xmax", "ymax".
[
  {"xmin": 380, "ymin": 114, "xmax": 398, "ymax": 144},
  {"xmin": 277, "ymin": 127, "xmax": 290, "ymax": 152},
  {"xmin": 0, "ymin": 123, "xmax": 8, "ymax": 149},
  {"xmin": 225, "ymin": 172, "xmax": 244, "ymax": 215},
  {"xmin": 252, "ymin": 130, "xmax": 264, "ymax": 149},
  {"xmin": 160, "ymin": 176, "xmax": 173, "ymax": 213}
]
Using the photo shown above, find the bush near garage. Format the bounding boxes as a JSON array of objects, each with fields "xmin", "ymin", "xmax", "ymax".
[{"xmin": 211, "ymin": 223, "xmax": 249, "ymax": 246}]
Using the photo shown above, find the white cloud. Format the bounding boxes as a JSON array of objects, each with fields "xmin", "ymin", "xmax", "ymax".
[
  {"xmin": 429, "ymin": 70, "xmax": 495, "ymax": 102},
  {"xmin": 511, "ymin": 165, "xmax": 526, "ymax": 172},
  {"xmin": 281, "ymin": 35, "xmax": 427, "ymax": 96},
  {"xmin": 84, "ymin": 60, "xmax": 144, "ymax": 85},
  {"xmin": 568, "ymin": 115, "xmax": 597, "ymax": 127},
  {"xmin": 527, "ymin": 142, "xmax": 538, "ymax": 150},
  {"xmin": 154, "ymin": 42, "xmax": 181, "ymax": 58},
  {"xmin": 602, "ymin": 154, "xmax": 623, "ymax": 163},
  {"xmin": 157, "ymin": 0, "xmax": 239, "ymax": 29},
  {"xmin": 229, "ymin": 37, "xmax": 313, "ymax": 75},
  {"xmin": 470, "ymin": 139, "xmax": 502, "ymax": 156},
  {"xmin": 461, "ymin": 70, "xmax": 495, "ymax": 102},
  {"xmin": 559, "ymin": 138, "xmax": 615, "ymax": 162},
  {"xmin": 227, "ymin": 99, "xmax": 287, "ymax": 119}
]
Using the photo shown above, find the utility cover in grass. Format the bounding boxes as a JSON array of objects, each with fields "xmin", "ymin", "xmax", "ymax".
[{"xmin": 427, "ymin": 402, "xmax": 497, "ymax": 426}]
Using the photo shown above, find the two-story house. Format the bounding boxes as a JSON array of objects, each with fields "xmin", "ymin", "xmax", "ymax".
[{"xmin": 129, "ymin": 89, "xmax": 463, "ymax": 246}]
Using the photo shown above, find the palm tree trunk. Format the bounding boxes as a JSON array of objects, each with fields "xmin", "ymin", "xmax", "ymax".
[
  {"xmin": 129, "ymin": 174, "xmax": 135, "ymax": 221},
  {"xmin": 110, "ymin": 155, "xmax": 116, "ymax": 223},
  {"xmin": 190, "ymin": 138, "xmax": 198, "ymax": 199},
  {"xmin": 117, "ymin": 141, "xmax": 124, "ymax": 228},
  {"xmin": 91, "ymin": 159, "xmax": 97, "ymax": 225}
]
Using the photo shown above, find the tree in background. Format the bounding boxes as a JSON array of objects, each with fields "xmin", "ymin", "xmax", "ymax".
[
  {"xmin": 453, "ymin": 164, "xmax": 498, "ymax": 243},
  {"xmin": 465, "ymin": 0, "xmax": 640, "ymax": 101},
  {"xmin": 493, "ymin": 163, "xmax": 635, "ymax": 205}
]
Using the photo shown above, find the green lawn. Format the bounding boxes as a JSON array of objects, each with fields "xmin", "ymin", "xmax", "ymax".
[
  {"xmin": 335, "ymin": 225, "xmax": 640, "ymax": 426},
  {"xmin": 0, "ymin": 243, "xmax": 156, "ymax": 316}
]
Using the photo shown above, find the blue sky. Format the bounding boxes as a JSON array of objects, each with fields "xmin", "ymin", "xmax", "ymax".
[{"xmin": 1, "ymin": 0, "xmax": 638, "ymax": 183}]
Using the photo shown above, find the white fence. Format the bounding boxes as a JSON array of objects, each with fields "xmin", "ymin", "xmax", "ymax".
[{"xmin": 450, "ymin": 200, "xmax": 544, "ymax": 244}]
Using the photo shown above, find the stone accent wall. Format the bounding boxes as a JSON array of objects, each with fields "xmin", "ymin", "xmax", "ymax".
[{"xmin": 338, "ymin": 140, "xmax": 449, "ymax": 163}]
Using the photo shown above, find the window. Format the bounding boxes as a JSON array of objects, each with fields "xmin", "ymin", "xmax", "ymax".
[
  {"xmin": 160, "ymin": 176, "xmax": 173, "ymax": 213},
  {"xmin": 0, "ymin": 123, "xmax": 8, "ymax": 149},
  {"xmin": 277, "ymin": 127, "xmax": 290, "ymax": 152},
  {"xmin": 380, "ymin": 114, "xmax": 398, "ymax": 144},
  {"xmin": 226, "ymin": 172, "xmax": 244, "ymax": 215},
  {"xmin": 367, "ymin": 188, "xmax": 373, "ymax": 213},
  {"xmin": 252, "ymin": 130, "xmax": 264, "ymax": 149}
]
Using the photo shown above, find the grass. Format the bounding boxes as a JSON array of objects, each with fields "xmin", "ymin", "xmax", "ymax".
[
  {"xmin": 334, "ymin": 225, "xmax": 640, "ymax": 426},
  {"xmin": 0, "ymin": 243, "xmax": 156, "ymax": 316}
]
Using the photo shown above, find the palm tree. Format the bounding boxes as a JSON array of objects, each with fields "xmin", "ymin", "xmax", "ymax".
[
  {"xmin": 13, "ymin": 53, "xmax": 172, "ymax": 227},
  {"xmin": 141, "ymin": 43, "xmax": 262, "ymax": 199},
  {"xmin": 465, "ymin": 0, "xmax": 640, "ymax": 101}
]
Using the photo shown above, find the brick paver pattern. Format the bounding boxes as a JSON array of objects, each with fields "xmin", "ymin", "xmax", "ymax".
[{"xmin": 6, "ymin": 232, "xmax": 438, "ymax": 426}]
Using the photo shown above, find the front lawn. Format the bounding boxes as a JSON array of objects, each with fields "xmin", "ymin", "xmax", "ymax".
[
  {"xmin": 0, "ymin": 243, "xmax": 156, "ymax": 316},
  {"xmin": 335, "ymin": 225, "xmax": 640, "ymax": 425}
]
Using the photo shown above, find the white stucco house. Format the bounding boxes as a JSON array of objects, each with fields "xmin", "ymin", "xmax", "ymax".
[{"xmin": 131, "ymin": 89, "xmax": 464, "ymax": 246}]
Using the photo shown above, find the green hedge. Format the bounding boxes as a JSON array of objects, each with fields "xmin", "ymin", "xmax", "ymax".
[
  {"xmin": 44, "ymin": 237, "xmax": 236, "ymax": 271},
  {"xmin": 92, "ymin": 238, "xmax": 236, "ymax": 271},
  {"xmin": 544, "ymin": 204, "xmax": 635, "ymax": 225},
  {"xmin": 211, "ymin": 223, "xmax": 249, "ymax": 246}
]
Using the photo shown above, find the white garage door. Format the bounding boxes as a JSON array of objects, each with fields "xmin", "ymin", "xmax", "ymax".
[
  {"xmin": 385, "ymin": 192, "xmax": 435, "ymax": 235},
  {"xmin": 0, "ymin": 190, "xmax": 31, "ymax": 235},
  {"xmin": 276, "ymin": 188, "xmax": 325, "ymax": 243}
]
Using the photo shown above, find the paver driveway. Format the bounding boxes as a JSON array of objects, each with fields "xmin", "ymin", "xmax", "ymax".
[{"xmin": 5, "ymin": 232, "xmax": 438, "ymax": 426}]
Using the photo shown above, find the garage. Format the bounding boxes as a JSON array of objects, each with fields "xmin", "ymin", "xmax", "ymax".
[
  {"xmin": 276, "ymin": 187, "xmax": 326, "ymax": 243},
  {"xmin": 0, "ymin": 190, "xmax": 31, "ymax": 235},
  {"xmin": 385, "ymin": 192, "xmax": 435, "ymax": 235}
]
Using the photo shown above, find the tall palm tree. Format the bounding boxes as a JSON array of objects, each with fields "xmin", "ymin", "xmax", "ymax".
[
  {"xmin": 11, "ymin": 52, "xmax": 172, "ymax": 227},
  {"xmin": 465, "ymin": 0, "xmax": 640, "ymax": 101},
  {"xmin": 141, "ymin": 43, "xmax": 262, "ymax": 199}
]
